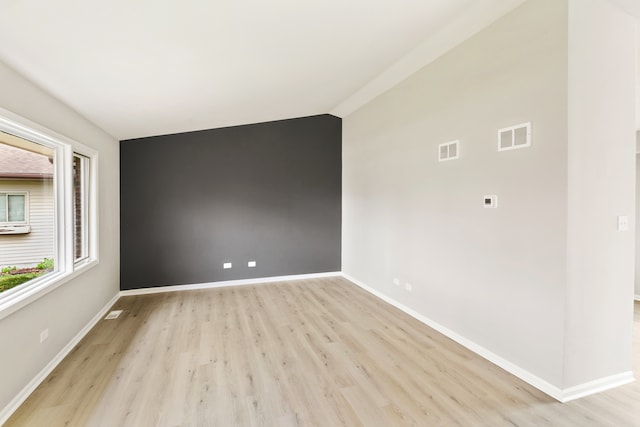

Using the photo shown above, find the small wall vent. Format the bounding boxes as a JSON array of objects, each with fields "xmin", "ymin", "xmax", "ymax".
[
  {"xmin": 105, "ymin": 310, "xmax": 123, "ymax": 320},
  {"xmin": 438, "ymin": 140, "xmax": 459, "ymax": 162},
  {"xmin": 498, "ymin": 122, "xmax": 531, "ymax": 151}
]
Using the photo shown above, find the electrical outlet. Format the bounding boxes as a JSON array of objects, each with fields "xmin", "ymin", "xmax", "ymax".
[
  {"xmin": 405, "ymin": 283, "xmax": 413, "ymax": 291},
  {"xmin": 223, "ymin": 262, "xmax": 232, "ymax": 269},
  {"xmin": 618, "ymin": 216, "xmax": 629, "ymax": 232},
  {"xmin": 248, "ymin": 261, "xmax": 256, "ymax": 267},
  {"xmin": 393, "ymin": 278, "xmax": 400, "ymax": 286},
  {"xmin": 40, "ymin": 328, "xmax": 49, "ymax": 343}
]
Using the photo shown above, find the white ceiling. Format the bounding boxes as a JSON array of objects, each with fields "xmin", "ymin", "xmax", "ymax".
[{"xmin": 0, "ymin": 0, "xmax": 636, "ymax": 140}]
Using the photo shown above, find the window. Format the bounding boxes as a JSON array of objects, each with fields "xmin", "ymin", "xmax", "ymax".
[
  {"xmin": 0, "ymin": 192, "xmax": 31, "ymax": 235},
  {"xmin": 73, "ymin": 154, "xmax": 90, "ymax": 263},
  {"xmin": 0, "ymin": 107, "xmax": 98, "ymax": 318},
  {"xmin": 0, "ymin": 192, "xmax": 28, "ymax": 224}
]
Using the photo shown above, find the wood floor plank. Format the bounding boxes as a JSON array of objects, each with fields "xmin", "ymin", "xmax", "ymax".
[{"xmin": 5, "ymin": 278, "xmax": 640, "ymax": 426}]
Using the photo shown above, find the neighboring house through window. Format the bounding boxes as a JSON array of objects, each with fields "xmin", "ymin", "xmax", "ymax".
[{"xmin": 0, "ymin": 139, "xmax": 55, "ymax": 294}]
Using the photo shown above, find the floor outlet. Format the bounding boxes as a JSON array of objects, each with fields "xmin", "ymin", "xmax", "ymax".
[{"xmin": 105, "ymin": 310, "xmax": 123, "ymax": 320}]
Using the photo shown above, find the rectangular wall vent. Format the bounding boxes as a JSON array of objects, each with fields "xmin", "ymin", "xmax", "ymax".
[
  {"xmin": 438, "ymin": 140, "xmax": 459, "ymax": 162},
  {"xmin": 105, "ymin": 310, "xmax": 123, "ymax": 320},
  {"xmin": 498, "ymin": 122, "xmax": 531, "ymax": 151}
]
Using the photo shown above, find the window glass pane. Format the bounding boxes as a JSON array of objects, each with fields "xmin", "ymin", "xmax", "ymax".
[
  {"xmin": 0, "ymin": 135, "xmax": 55, "ymax": 294},
  {"xmin": 8, "ymin": 195, "xmax": 25, "ymax": 222},
  {"xmin": 73, "ymin": 154, "xmax": 89, "ymax": 262},
  {"xmin": 0, "ymin": 194, "xmax": 6, "ymax": 222}
]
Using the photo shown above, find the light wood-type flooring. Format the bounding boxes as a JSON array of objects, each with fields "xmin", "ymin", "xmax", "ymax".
[{"xmin": 6, "ymin": 277, "xmax": 640, "ymax": 426}]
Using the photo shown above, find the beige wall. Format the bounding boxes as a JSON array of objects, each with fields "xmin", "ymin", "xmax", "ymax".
[
  {"xmin": 343, "ymin": 0, "xmax": 568, "ymax": 388},
  {"xmin": 343, "ymin": 0, "xmax": 636, "ymax": 395},
  {"xmin": 0, "ymin": 179, "xmax": 54, "ymax": 267},
  {"xmin": 0, "ymin": 61, "xmax": 120, "ymax": 414}
]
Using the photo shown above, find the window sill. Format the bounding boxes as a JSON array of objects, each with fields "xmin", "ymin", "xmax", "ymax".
[
  {"xmin": 0, "ymin": 259, "xmax": 98, "ymax": 321},
  {"xmin": 0, "ymin": 225, "xmax": 31, "ymax": 235}
]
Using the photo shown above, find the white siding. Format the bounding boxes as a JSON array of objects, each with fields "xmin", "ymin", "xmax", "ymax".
[{"xmin": 0, "ymin": 179, "xmax": 54, "ymax": 267}]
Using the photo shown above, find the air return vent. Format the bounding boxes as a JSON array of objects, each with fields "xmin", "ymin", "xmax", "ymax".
[
  {"xmin": 438, "ymin": 140, "xmax": 459, "ymax": 162},
  {"xmin": 498, "ymin": 122, "xmax": 531, "ymax": 151},
  {"xmin": 105, "ymin": 310, "xmax": 123, "ymax": 320}
]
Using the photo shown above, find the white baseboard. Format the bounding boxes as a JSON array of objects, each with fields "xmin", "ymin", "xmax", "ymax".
[
  {"xmin": 0, "ymin": 292, "xmax": 120, "ymax": 426},
  {"xmin": 120, "ymin": 271, "xmax": 342, "ymax": 296},
  {"xmin": 340, "ymin": 272, "xmax": 634, "ymax": 403},
  {"xmin": 560, "ymin": 371, "xmax": 635, "ymax": 402}
]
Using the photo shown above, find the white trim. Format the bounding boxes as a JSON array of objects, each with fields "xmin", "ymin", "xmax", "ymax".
[
  {"xmin": 0, "ymin": 291, "xmax": 119, "ymax": 426},
  {"xmin": 71, "ymin": 141, "xmax": 99, "ymax": 266},
  {"xmin": 635, "ymin": 294, "xmax": 640, "ymax": 302},
  {"xmin": 71, "ymin": 152, "xmax": 96, "ymax": 265},
  {"xmin": 340, "ymin": 272, "xmax": 635, "ymax": 402},
  {"xmin": 560, "ymin": 372, "xmax": 635, "ymax": 402},
  {"xmin": 120, "ymin": 271, "xmax": 343, "ymax": 296},
  {"xmin": 0, "ymin": 225, "xmax": 31, "ymax": 235}
]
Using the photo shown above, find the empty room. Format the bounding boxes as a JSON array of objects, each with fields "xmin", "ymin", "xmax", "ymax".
[{"xmin": 1, "ymin": 0, "xmax": 640, "ymax": 425}]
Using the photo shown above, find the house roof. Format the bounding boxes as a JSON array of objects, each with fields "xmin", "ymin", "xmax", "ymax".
[{"xmin": 0, "ymin": 143, "xmax": 53, "ymax": 179}]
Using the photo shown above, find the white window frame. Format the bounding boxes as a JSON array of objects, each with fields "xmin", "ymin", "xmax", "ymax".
[
  {"xmin": 0, "ymin": 191, "xmax": 29, "ymax": 226},
  {"xmin": 72, "ymin": 151, "xmax": 96, "ymax": 267},
  {"xmin": 0, "ymin": 107, "xmax": 99, "ymax": 320}
]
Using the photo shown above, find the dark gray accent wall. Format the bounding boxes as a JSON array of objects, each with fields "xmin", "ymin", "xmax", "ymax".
[{"xmin": 120, "ymin": 114, "xmax": 341, "ymax": 290}]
